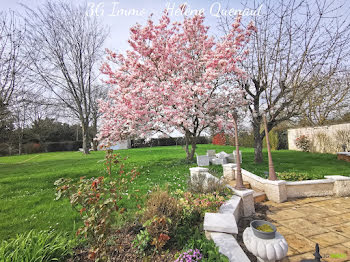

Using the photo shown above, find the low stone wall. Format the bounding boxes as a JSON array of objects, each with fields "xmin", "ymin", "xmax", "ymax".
[
  {"xmin": 285, "ymin": 179, "xmax": 334, "ymax": 198},
  {"xmin": 222, "ymin": 164, "xmax": 350, "ymax": 203}
]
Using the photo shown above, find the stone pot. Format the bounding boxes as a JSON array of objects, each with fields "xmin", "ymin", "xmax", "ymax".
[{"xmin": 250, "ymin": 220, "xmax": 276, "ymax": 239}]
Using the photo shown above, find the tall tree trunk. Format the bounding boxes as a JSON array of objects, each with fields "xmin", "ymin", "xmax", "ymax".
[
  {"xmin": 253, "ymin": 120, "xmax": 263, "ymax": 163},
  {"xmin": 18, "ymin": 128, "xmax": 23, "ymax": 155},
  {"xmin": 91, "ymin": 114, "xmax": 98, "ymax": 151},
  {"xmin": 81, "ymin": 120, "xmax": 90, "ymax": 154},
  {"xmin": 184, "ymin": 131, "xmax": 197, "ymax": 162},
  {"xmin": 233, "ymin": 116, "xmax": 245, "ymax": 190},
  {"xmin": 189, "ymin": 136, "xmax": 197, "ymax": 161},
  {"xmin": 18, "ymin": 142, "xmax": 22, "ymax": 155},
  {"xmin": 263, "ymin": 114, "xmax": 277, "ymax": 180}
]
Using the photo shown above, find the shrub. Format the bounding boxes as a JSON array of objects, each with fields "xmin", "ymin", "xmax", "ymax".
[
  {"xmin": 176, "ymin": 190, "xmax": 229, "ymax": 215},
  {"xmin": 55, "ymin": 150, "xmax": 139, "ymax": 261},
  {"xmin": 132, "ymin": 229, "xmax": 151, "ymax": 255},
  {"xmin": 23, "ymin": 143, "xmax": 43, "ymax": 154},
  {"xmin": 131, "ymin": 137, "xmax": 209, "ymax": 148},
  {"xmin": 45, "ymin": 140, "xmax": 83, "ymax": 152},
  {"xmin": 0, "ymin": 230, "xmax": 75, "ymax": 262},
  {"xmin": 141, "ymin": 187, "xmax": 182, "ymax": 252},
  {"xmin": 277, "ymin": 172, "xmax": 309, "ymax": 181},
  {"xmin": 295, "ymin": 135, "xmax": 311, "ymax": 152}
]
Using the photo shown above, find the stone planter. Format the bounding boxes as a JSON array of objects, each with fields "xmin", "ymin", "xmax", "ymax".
[
  {"xmin": 243, "ymin": 227, "xmax": 288, "ymax": 262},
  {"xmin": 250, "ymin": 220, "xmax": 276, "ymax": 239}
]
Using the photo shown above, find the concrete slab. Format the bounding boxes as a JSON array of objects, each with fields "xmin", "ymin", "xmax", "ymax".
[
  {"xmin": 203, "ymin": 213, "xmax": 238, "ymax": 234},
  {"xmin": 210, "ymin": 232, "xmax": 250, "ymax": 262}
]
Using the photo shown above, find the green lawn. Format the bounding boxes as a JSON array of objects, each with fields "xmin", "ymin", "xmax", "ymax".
[{"xmin": 0, "ymin": 145, "xmax": 349, "ymax": 241}]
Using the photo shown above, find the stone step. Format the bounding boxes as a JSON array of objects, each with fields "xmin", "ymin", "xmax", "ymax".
[
  {"xmin": 227, "ymin": 180, "xmax": 251, "ymax": 189},
  {"xmin": 203, "ymin": 213, "xmax": 238, "ymax": 234},
  {"xmin": 253, "ymin": 190, "xmax": 267, "ymax": 203},
  {"xmin": 210, "ymin": 232, "xmax": 250, "ymax": 262}
]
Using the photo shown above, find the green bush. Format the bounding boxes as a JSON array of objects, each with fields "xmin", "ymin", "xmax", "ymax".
[
  {"xmin": 0, "ymin": 230, "xmax": 75, "ymax": 262},
  {"xmin": 277, "ymin": 172, "xmax": 309, "ymax": 181},
  {"xmin": 133, "ymin": 229, "xmax": 151, "ymax": 255}
]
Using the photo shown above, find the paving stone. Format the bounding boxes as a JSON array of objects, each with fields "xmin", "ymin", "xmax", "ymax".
[
  {"xmin": 284, "ymin": 233, "xmax": 316, "ymax": 253},
  {"xmin": 293, "ymin": 205, "xmax": 331, "ymax": 218},
  {"xmin": 312, "ymin": 215, "xmax": 348, "ymax": 227},
  {"xmin": 342, "ymin": 241, "xmax": 350, "ymax": 248},
  {"xmin": 303, "ymin": 215, "xmax": 335, "ymax": 227},
  {"xmin": 283, "ymin": 253, "xmax": 314, "ymax": 262},
  {"xmin": 203, "ymin": 213, "xmax": 237, "ymax": 234},
  {"xmin": 263, "ymin": 196, "xmax": 350, "ymax": 259},
  {"xmin": 278, "ymin": 218, "xmax": 329, "ymax": 237},
  {"xmin": 286, "ymin": 246, "xmax": 298, "ymax": 256},
  {"xmin": 330, "ymin": 223, "xmax": 350, "ymax": 237},
  {"xmin": 267, "ymin": 209, "xmax": 305, "ymax": 221},
  {"xmin": 210, "ymin": 232, "xmax": 250, "ymax": 262},
  {"xmin": 309, "ymin": 232, "xmax": 349, "ymax": 247},
  {"xmin": 276, "ymin": 225, "xmax": 295, "ymax": 236}
]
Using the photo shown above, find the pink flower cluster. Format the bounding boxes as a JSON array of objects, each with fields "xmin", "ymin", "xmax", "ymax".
[
  {"xmin": 175, "ymin": 248, "xmax": 202, "ymax": 262},
  {"xmin": 98, "ymin": 11, "xmax": 255, "ymax": 146}
]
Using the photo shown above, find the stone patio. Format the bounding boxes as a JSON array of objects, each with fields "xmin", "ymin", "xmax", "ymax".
[{"xmin": 263, "ymin": 196, "xmax": 350, "ymax": 262}]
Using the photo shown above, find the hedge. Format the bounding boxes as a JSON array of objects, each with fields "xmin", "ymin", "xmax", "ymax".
[{"xmin": 131, "ymin": 136, "xmax": 210, "ymax": 148}]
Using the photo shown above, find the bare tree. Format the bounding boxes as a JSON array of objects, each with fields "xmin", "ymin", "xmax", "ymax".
[
  {"xmin": 23, "ymin": 1, "xmax": 108, "ymax": 154},
  {"xmin": 300, "ymin": 70, "xmax": 350, "ymax": 126},
  {"xmin": 219, "ymin": 0, "xmax": 350, "ymax": 163},
  {"xmin": 0, "ymin": 11, "xmax": 27, "ymax": 125}
]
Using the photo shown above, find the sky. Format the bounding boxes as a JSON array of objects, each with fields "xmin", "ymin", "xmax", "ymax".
[{"xmin": 0, "ymin": 0, "xmax": 263, "ymax": 53}]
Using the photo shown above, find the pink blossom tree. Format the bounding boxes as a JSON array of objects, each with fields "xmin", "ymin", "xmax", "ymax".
[{"xmin": 98, "ymin": 12, "xmax": 255, "ymax": 161}]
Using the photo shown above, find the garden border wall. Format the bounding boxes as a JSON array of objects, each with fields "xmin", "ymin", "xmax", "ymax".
[
  {"xmin": 222, "ymin": 165, "xmax": 350, "ymax": 203},
  {"xmin": 287, "ymin": 122, "xmax": 350, "ymax": 153}
]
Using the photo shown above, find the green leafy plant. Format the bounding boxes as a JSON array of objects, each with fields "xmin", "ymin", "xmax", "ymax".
[
  {"xmin": 175, "ymin": 189, "xmax": 230, "ymax": 215},
  {"xmin": 132, "ymin": 229, "xmax": 151, "ymax": 255},
  {"xmin": 55, "ymin": 150, "xmax": 139, "ymax": 261},
  {"xmin": 0, "ymin": 230, "xmax": 75, "ymax": 262},
  {"xmin": 277, "ymin": 172, "xmax": 309, "ymax": 181}
]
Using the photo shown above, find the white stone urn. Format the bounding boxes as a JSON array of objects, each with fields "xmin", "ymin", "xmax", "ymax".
[{"xmin": 243, "ymin": 227, "xmax": 288, "ymax": 262}]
